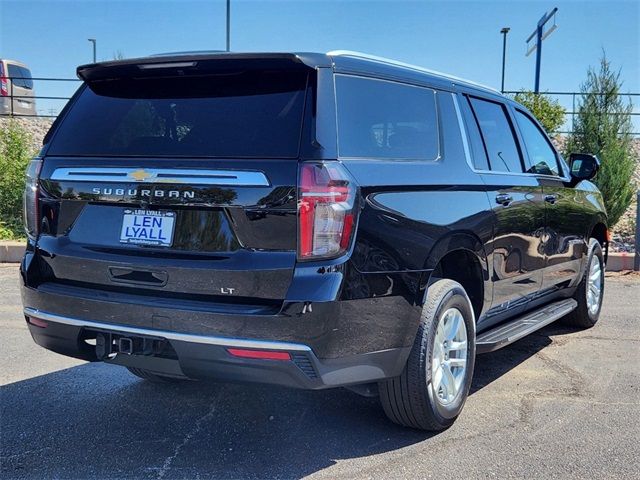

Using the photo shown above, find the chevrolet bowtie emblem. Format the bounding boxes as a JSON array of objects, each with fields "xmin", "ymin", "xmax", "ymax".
[{"xmin": 129, "ymin": 169, "xmax": 153, "ymax": 182}]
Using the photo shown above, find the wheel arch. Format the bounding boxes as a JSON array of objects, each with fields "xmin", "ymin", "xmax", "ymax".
[
  {"xmin": 421, "ymin": 232, "xmax": 490, "ymax": 321},
  {"xmin": 589, "ymin": 219, "xmax": 608, "ymax": 263}
]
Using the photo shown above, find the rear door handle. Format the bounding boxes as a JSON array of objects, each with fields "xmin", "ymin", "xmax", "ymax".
[
  {"xmin": 544, "ymin": 194, "xmax": 558, "ymax": 204},
  {"xmin": 495, "ymin": 194, "xmax": 513, "ymax": 206}
]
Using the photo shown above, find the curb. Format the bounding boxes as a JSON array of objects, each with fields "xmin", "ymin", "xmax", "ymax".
[
  {"xmin": 607, "ymin": 252, "xmax": 637, "ymax": 272},
  {"xmin": 0, "ymin": 241, "xmax": 25, "ymax": 263}
]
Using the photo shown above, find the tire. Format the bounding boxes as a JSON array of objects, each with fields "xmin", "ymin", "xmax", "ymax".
[
  {"xmin": 126, "ymin": 366, "xmax": 188, "ymax": 383},
  {"xmin": 379, "ymin": 279, "xmax": 476, "ymax": 431},
  {"xmin": 563, "ymin": 238, "xmax": 605, "ymax": 329}
]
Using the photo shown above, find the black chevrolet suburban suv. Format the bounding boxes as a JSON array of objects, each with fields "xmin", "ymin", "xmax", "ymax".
[{"xmin": 21, "ymin": 51, "xmax": 607, "ymax": 431}]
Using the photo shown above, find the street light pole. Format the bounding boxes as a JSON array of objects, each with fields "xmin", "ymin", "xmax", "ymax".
[
  {"xmin": 500, "ymin": 27, "xmax": 510, "ymax": 93},
  {"xmin": 88, "ymin": 38, "xmax": 97, "ymax": 63},
  {"xmin": 226, "ymin": 0, "xmax": 230, "ymax": 52}
]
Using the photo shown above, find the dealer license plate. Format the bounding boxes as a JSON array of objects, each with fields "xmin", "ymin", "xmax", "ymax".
[{"xmin": 119, "ymin": 209, "xmax": 175, "ymax": 247}]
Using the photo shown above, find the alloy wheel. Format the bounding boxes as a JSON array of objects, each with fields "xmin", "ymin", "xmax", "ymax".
[
  {"xmin": 586, "ymin": 254, "xmax": 603, "ymax": 316},
  {"xmin": 430, "ymin": 308, "xmax": 468, "ymax": 406}
]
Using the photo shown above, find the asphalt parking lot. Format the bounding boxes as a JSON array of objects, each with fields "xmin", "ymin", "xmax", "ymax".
[{"xmin": 1, "ymin": 264, "xmax": 639, "ymax": 479}]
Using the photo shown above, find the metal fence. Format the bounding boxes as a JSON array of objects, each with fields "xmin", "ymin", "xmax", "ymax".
[
  {"xmin": 1, "ymin": 77, "xmax": 638, "ymax": 135},
  {"xmin": 1, "ymin": 76, "xmax": 80, "ymax": 118},
  {"xmin": 502, "ymin": 90, "xmax": 640, "ymax": 136}
]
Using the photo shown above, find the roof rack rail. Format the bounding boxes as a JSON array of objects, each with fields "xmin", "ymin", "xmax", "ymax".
[{"xmin": 326, "ymin": 50, "xmax": 500, "ymax": 94}]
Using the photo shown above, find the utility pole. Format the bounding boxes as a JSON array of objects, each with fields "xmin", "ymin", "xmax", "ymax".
[
  {"xmin": 88, "ymin": 38, "xmax": 97, "ymax": 63},
  {"xmin": 635, "ymin": 191, "xmax": 640, "ymax": 271},
  {"xmin": 500, "ymin": 27, "xmax": 510, "ymax": 93},
  {"xmin": 226, "ymin": 0, "xmax": 231, "ymax": 52},
  {"xmin": 525, "ymin": 7, "xmax": 558, "ymax": 93}
]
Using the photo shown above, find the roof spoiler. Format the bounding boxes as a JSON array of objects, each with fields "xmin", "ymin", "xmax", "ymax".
[{"xmin": 77, "ymin": 53, "xmax": 311, "ymax": 83}]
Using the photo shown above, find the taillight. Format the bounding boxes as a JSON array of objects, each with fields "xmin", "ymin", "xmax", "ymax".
[
  {"xmin": 23, "ymin": 159, "xmax": 42, "ymax": 238},
  {"xmin": 298, "ymin": 161, "xmax": 357, "ymax": 260},
  {"xmin": 0, "ymin": 63, "xmax": 7, "ymax": 96}
]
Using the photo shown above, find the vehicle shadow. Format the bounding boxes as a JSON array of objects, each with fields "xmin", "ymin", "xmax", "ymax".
[{"xmin": 1, "ymin": 324, "xmax": 568, "ymax": 480}]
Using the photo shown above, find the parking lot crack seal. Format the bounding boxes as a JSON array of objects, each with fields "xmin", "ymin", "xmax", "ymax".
[
  {"xmin": 516, "ymin": 350, "xmax": 589, "ymax": 429},
  {"xmin": 156, "ymin": 399, "xmax": 218, "ymax": 479}
]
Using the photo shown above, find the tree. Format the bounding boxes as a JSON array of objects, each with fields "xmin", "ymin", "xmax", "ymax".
[
  {"xmin": 513, "ymin": 91, "xmax": 565, "ymax": 134},
  {"xmin": 565, "ymin": 54, "xmax": 636, "ymax": 227}
]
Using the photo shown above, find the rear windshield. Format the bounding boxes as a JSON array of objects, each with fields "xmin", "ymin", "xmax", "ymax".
[
  {"xmin": 7, "ymin": 64, "xmax": 33, "ymax": 89},
  {"xmin": 48, "ymin": 70, "xmax": 308, "ymax": 158}
]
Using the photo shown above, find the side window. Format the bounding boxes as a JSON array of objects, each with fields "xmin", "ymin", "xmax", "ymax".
[
  {"xmin": 468, "ymin": 97, "xmax": 523, "ymax": 173},
  {"xmin": 514, "ymin": 110, "xmax": 560, "ymax": 176},
  {"xmin": 335, "ymin": 75, "xmax": 438, "ymax": 160}
]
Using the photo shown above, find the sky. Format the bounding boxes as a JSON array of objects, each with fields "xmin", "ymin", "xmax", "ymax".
[{"xmin": 0, "ymin": 0, "xmax": 638, "ymax": 122}]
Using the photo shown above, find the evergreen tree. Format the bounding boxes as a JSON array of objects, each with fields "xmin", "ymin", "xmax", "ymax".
[{"xmin": 566, "ymin": 54, "xmax": 636, "ymax": 227}]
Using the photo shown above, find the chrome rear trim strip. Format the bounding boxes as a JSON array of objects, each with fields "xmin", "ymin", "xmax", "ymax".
[
  {"xmin": 24, "ymin": 308, "xmax": 311, "ymax": 352},
  {"xmin": 49, "ymin": 168, "xmax": 270, "ymax": 186},
  {"xmin": 452, "ymin": 93, "xmax": 472, "ymax": 168}
]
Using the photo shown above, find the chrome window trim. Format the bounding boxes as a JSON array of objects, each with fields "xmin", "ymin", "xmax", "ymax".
[
  {"xmin": 472, "ymin": 169, "xmax": 570, "ymax": 181},
  {"xmin": 24, "ymin": 308, "xmax": 312, "ymax": 352},
  {"xmin": 49, "ymin": 168, "xmax": 271, "ymax": 186},
  {"xmin": 452, "ymin": 93, "xmax": 473, "ymax": 168}
]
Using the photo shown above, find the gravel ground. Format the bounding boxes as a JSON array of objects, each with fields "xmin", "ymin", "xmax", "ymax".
[{"xmin": 1, "ymin": 264, "xmax": 639, "ymax": 479}]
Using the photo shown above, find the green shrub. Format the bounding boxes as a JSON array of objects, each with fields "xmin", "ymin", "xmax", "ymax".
[
  {"xmin": 0, "ymin": 222, "xmax": 16, "ymax": 240},
  {"xmin": 565, "ymin": 54, "xmax": 636, "ymax": 228},
  {"xmin": 0, "ymin": 121, "xmax": 36, "ymax": 239},
  {"xmin": 513, "ymin": 91, "xmax": 566, "ymax": 134}
]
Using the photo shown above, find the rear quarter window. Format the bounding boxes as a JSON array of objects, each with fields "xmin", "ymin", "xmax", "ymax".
[
  {"xmin": 48, "ymin": 70, "xmax": 308, "ymax": 158},
  {"xmin": 335, "ymin": 75, "xmax": 439, "ymax": 160}
]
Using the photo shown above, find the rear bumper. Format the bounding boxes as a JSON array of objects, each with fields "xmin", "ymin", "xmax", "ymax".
[
  {"xmin": 21, "ymin": 239, "xmax": 425, "ymax": 388},
  {"xmin": 24, "ymin": 308, "xmax": 410, "ymax": 389},
  {"xmin": 0, "ymin": 97, "xmax": 36, "ymax": 116}
]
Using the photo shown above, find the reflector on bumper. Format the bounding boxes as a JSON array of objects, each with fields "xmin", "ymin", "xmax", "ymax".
[{"xmin": 227, "ymin": 348, "xmax": 291, "ymax": 361}]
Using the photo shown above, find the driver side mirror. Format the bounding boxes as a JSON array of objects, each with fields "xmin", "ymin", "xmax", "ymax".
[{"xmin": 569, "ymin": 153, "xmax": 600, "ymax": 182}]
